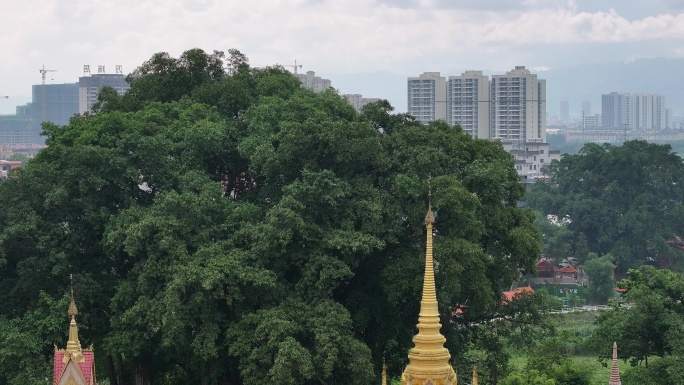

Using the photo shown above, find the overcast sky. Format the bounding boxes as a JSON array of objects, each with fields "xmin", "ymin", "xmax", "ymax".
[{"xmin": 2, "ymin": 0, "xmax": 684, "ymax": 113}]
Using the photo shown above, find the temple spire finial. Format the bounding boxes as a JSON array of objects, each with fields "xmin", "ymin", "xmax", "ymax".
[
  {"xmin": 65, "ymin": 274, "xmax": 84, "ymax": 363},
  {"xmin": 425, "ymin": 176, "xmax": 434, "ymax": 224},
  {"xmin": 400, "ymin": 185, "xmax": 457, "ymax": 385}
]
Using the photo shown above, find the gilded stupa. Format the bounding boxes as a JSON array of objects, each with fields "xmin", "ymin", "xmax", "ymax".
[
  {"xmin": 401, "ymin": 192, "xmax": 458, "ymax": 385},
  {"xmin": 53, "ymin": 289, "xmax": 96, "ymax": 385}
]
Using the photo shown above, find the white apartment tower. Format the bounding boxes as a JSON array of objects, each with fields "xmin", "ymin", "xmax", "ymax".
[
  {"xmin": 407, "ymin": 72, "xmax": 447, "ymax": 124},
  {"xmin": 602, "ymin": 92, "xmax": 670, "ymax": 130},
  {"xmin": 345, "ymin": 94, "xmax": 382, "ymax": 112},
  {"xmin": 446, "ymin": 71, "xmax": 490, "ymax": 138},
  {"xmin": 297, "ymin": 71, "xmax": 332, "ymax": 93},
  {"xmin": 490, "ymin": 66, "xmax": 546, "ymax": 144}
]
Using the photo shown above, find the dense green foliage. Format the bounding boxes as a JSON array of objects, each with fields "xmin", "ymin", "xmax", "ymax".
[
  {"xmin": 0, "ymin": 49, "xmax": 541, "ymax": 385},
  {"xmin": 580, "ymin": 253, "xmax": 615, "ymax": 303},
  {"xmin": 592, "ymin": 266, "xmax": 684, "ymax": 384},
  {"xmin": 528, "ymin": 141, "xmax": 684, "ymax": 273}
]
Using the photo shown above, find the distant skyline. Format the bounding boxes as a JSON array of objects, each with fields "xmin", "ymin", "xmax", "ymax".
[{"xmin": 3, "ymin": 0, "xmax": 684, "ymax": 114}]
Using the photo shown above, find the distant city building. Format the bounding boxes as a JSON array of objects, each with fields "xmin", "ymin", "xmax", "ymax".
[
  {"xmin": 407, "ymin": 72, "xmax": 446, "ymax": 124},
  {"xmin": 0, "ymin": 115, "xmax": 39, "ymax": 144},
  {"xmin": 446, "ymin": 70, "xmax": 490, "ymax": 138},
  {"xmin": 581, "ymin": 100, "xmax": 591, "ymax": 116},
  {"xmin": 407, "ymin": 67, "xmax": 547, "ymax": 144},
  {"xmin": 78, "ymin": 73, "xmax": 129, "ymax": 114},
  {"xmin": 582, "ymin": 113, "xmax": 602, "ymax": 129},
  {"xmin": 31, "ymin": 83, "xmax": 79, "ymax": 128},
  {"xmin": 491, "ymin": 66, "xmax": 547, "ymax": 144},
  {"xmin": 297, "ymin": 71, "xmax": 332, "ymax": 92},
  {"xmin": 602, "ymin": 92, "xmax": 670, "ymax": 130},
  {"xmin": 560, "ymin": 100, "xmax": 569, "ymax": 120},
  {"xmin": 344, "ymin": 94, "xmax": 381, "ymax": 111}
]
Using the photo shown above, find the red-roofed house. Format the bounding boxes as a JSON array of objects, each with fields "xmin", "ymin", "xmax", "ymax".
[
  {"xmin": 53, "ymin": 294, "xmax": 96, "ymax": 385},
  {"xmin": 503, "ymin": 286, "xmax": 534, "ymax": 302},
  {"xmin": 536, "ymin": 258, "xmax": 559, "ymax": 278},
  {"xmin": 559, "ymin": 265, "xmax": 578, "ymax": 280}
]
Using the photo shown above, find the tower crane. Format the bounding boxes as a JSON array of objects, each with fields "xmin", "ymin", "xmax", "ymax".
[
  {"xmin": 39, "ymin": 65, "xmax": 57, "ymax": 124},
  {"xmin": 282, "ymin": 60, "xmax": 302, "ymax": 74},
  {"xmin": 39, "ymin": 65, "xmax": 57, "ymax": 85}
]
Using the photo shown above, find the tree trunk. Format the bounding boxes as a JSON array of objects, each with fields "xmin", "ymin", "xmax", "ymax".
[
  {"xmin": 134, "ymin": 364, "xmax": 151, "ymax": 385},
  {"xmin": 117, "ymin": 352, "xmax": 127, "ymax": 385},
  {"xmin": 106, "ymin": 355, "xmax": 119, "ymax": 385}
]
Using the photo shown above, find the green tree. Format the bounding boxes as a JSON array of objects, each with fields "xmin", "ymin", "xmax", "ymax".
[
  {"xmin": 0, "ymin": 48, "xmax": 543, "ymax": 385},
  {"xmin": 527, "ymin": 141, "xmax": 684, "ymax": 272},
  {"xmin": 581, "ymin": 253, "xmax": 615, "ymax": 303},
  {"xmin": 592, "ymin": 266, "xmax": 684, "ymax": 368},
  {"xmin": 500, "ymin": 370, "xmax": 556, "ymax": 385}
]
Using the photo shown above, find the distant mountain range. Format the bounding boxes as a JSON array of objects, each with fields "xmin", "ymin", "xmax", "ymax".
[{"xmin": 329, "ymin": 58, "xmax": 684, "ymax": 118}]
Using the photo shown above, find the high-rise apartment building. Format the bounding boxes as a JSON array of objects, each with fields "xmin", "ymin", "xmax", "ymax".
[
  {"xmin": 407, "ymin": 72, "xmax": 446, "ymax": 124},
  {"xmin": 297, "ymin": 71, "xmax": 332, "ymax": 93},
  {"xmin": 344, "ymin": 94, "xmax": 382, "ymax": 112},
  {"xmin": 602, "ymin": 92, "xmax": 670, "ymax": 130},
  {"xmin": 560, "ymin": 100, "xmax": 569, "ymax": 120},
  {"xmin": 581, "ymin": 100, "xmax": 591, "ymax": 116},
  {"xmin": 79, "ymin": 73, "xmax": 130, "ymax": 114},
  {"xmin": 446, "ymin": 71, "xmax": 490, "ymax": 138},
  {"xmin": 490, "ymin": 66, "xmax": 546, "ymax": 144}
]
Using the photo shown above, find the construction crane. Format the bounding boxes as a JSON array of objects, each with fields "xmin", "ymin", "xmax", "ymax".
[
  {"xmin": 39, "ymin": 65, "xmax": 57, "ymax": 124},
  {"xmin": 282, "ymin": 60, "xmax": 302, "ymax": 74},
  {"xmin": 39, "ymin": 64, "xmax": 57, "ymax": 85}
]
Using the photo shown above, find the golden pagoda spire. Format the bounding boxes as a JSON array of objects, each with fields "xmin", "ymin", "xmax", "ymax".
[
  {"xmin": 472, "ymin": 366, "xmax": 478, "ymax": 385},
  {"xmin": 65, "ymin": 274, "xmax": 84, "ymax": 363},
  {"xmin": 401, "ymin": 184, "xmax": 458, "ymax": 385}
]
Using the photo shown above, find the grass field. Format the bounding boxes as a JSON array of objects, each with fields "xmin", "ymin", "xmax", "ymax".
[{"xmin": 509, "ymin": 310, "xmax": 615, "ymax": 384}]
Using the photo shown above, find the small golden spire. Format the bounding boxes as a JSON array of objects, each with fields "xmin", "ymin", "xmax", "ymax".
[
  {"xmin": 382, "ymin": 358, "xmax": 387, "ymax": 385},
  {"xmin": 401, "ymin": 186, "xmax": 457, "ymax": 385},
  {"xmin": 472, "ymin": 365, "xmax": 478, "ymax": 385},
  {"xmin": 65, "ymin": 274, "xmax": 84, "ymax": 363}
]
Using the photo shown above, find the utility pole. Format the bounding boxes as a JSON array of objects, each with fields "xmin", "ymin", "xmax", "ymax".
[{"xmin": 623, "ymin": 123, "xmax": 628, "ymax": 143}]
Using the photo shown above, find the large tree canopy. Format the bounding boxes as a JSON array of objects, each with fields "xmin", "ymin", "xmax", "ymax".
[
  {"xmin": 527, "ymin": 141, "xmax": 684, "ymax": 272},
  {"xmin": 0, "ymin": 49, "xmax": 540, "ymax": 385},
  {"xmin": 591, "ymin": 266, "xmax": 684, "ymax": 384}
]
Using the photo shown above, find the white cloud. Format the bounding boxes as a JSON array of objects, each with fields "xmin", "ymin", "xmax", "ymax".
[{"xmin": 1, "ymin": 0, "xmax": 683, "ymax": 113}]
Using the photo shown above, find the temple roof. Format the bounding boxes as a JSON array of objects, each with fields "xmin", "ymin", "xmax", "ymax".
[
  {"xmin": 54, "ymin": 289, "xmax": 96, "ymax": 385},
  {"xmin": 53, "ymin": 351, "xmax": 95, "ymax": 385}
]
